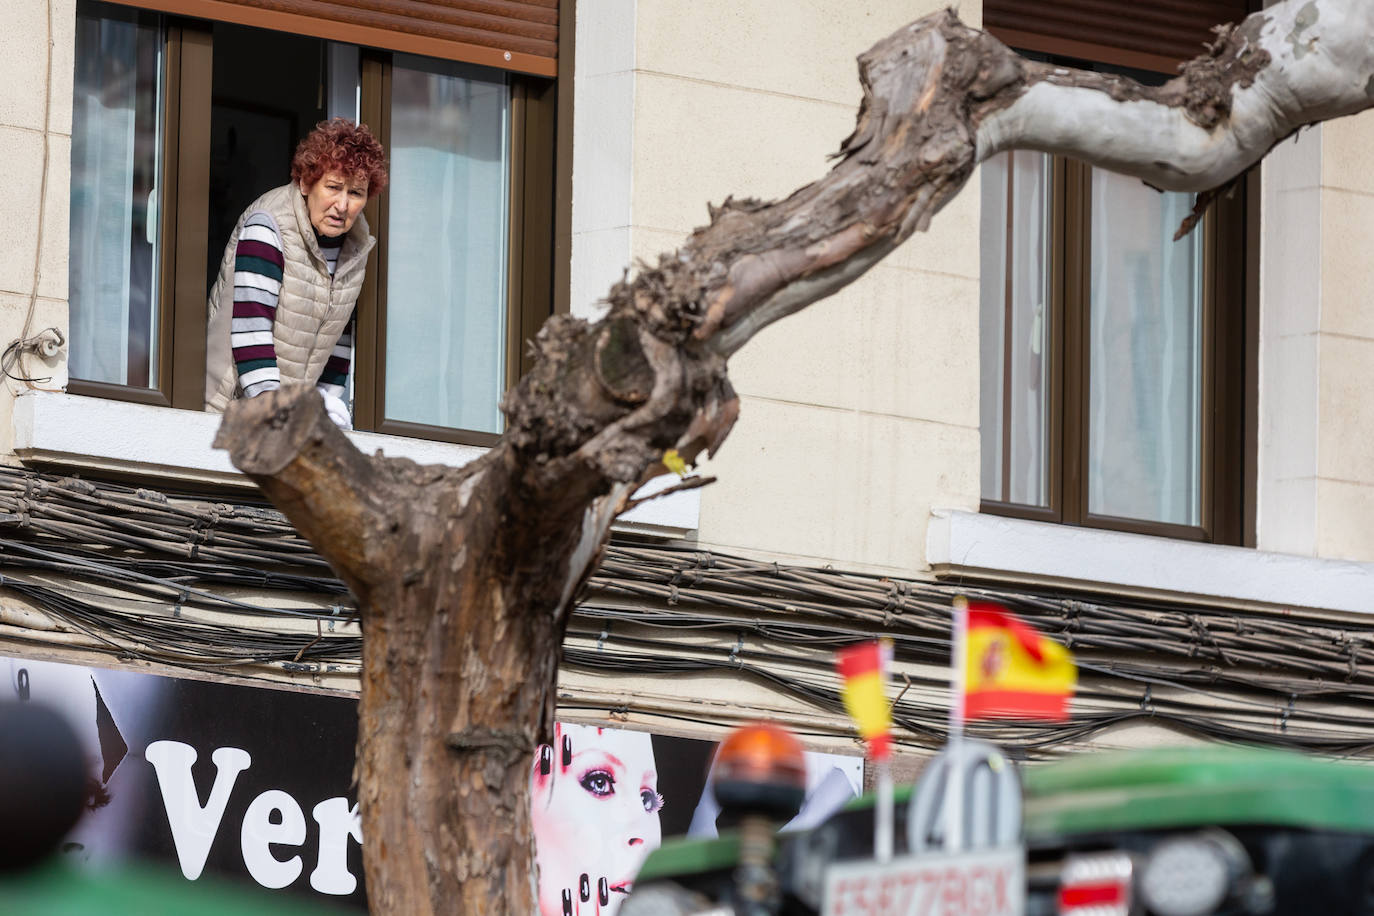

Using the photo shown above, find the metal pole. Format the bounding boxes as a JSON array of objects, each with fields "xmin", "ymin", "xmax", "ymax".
[
  {"xmin": 875, "ymin": 757, "xmax": 893, "ymax": 863},
  {"xmin": 946, "ymin": 596, "xmax": 969, "ymax": 852}
]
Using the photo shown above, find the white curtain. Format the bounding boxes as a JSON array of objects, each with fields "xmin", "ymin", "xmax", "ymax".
[
  {"xmin": 979, "ymin": 151, "xmax": 1052, "ymax": 507},
  {"xmin": 978, "ymin": 156, "xmax": 1008, "ymax": 502},
  {"xmin": 384, "ymin": 55, "xmax": 510, "ymax": 433},
  {"xmin": 1087, "ymin": 169, "xmax": 1203, "ymax": 526},
  {"xmin": 69, "ymin": 9, "xmax": 159, "ymax": 387}
]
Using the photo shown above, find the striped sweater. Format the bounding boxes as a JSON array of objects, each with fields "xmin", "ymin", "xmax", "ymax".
[{"xmin": 230, "ymin": 215, "xmax": 352, "ymax": 399}]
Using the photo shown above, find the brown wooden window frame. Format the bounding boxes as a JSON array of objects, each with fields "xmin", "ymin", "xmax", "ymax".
[
  {"xmin": 68, "ymin": 2, "xmax": 556, "ymax": 447},
  {"xmin": 979, "ymin": 65, "xmax": 1254, "ymax": 547}
]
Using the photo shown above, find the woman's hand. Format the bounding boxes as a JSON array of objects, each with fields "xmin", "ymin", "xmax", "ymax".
[{"xmin": 319, "ymin": 390, "xmax": 353, "ymax": 430}]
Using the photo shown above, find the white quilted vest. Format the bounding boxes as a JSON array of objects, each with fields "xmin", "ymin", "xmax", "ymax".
[{"xmin": 204, "ymin": 183, "xmax": 375, "ymax": 412}]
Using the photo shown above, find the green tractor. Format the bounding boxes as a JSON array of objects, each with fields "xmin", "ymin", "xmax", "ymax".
[{"xmin": 626, "ymin": 733, "xmax": 1374, "ymax": 916}]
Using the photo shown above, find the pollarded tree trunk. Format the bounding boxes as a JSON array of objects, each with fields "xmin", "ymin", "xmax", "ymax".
[
  {"xmin": 215, "ymin": 1, "xmax": 1374, "ymax": 912},
  {"xmin": 216, "ymin": 390, "xmax": 625, "ymax": 913}
]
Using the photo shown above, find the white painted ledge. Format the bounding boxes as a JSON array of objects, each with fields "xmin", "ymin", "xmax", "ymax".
[
  {"xmin": 12, "ymin": 392, "xmax": 698, "ymax": 535},
  {"xmin": 927, "ymin": 509, "xmax": 1374, "ymax": 616}
]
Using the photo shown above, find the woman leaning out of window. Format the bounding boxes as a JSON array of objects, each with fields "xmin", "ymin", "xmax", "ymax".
[{"xmin": 203, "ymin": 118, "xmax": 388, "ymax": 429}]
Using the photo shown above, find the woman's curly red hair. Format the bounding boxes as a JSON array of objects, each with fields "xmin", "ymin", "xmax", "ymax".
[{"xmin": 290, "ymin": 118, "xmax": 389, "ymax": 198}]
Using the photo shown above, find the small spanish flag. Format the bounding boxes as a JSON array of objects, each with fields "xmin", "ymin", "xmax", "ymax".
[
  {"xmin": 962, "ymin": 599, "xmax": 1076, "ymax": 721},
  {"xmin": 836, "ymin": 640, "xmax": 894, "ymax": 760}
]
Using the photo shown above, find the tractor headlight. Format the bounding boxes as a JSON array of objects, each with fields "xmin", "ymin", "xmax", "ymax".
[{"xmin": 1138, "ymin": 831, "xmax": 1247, "ymax": 916}]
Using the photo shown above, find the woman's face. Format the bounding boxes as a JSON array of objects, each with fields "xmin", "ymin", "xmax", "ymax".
[
  {"xmin": 531, "ymin": 724, "xmax": 663, "ymax": 916},
  {"xmin": 302, "ymin": 169, "xmax": 368, "ymax": 237}
]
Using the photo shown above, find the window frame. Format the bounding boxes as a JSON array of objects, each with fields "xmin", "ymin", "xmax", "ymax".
[
  {"xmin": 68, "ymin": 12, "xmax": 214, "ymax": 411},
  {"xmin": 67, "ymin": 5, "xmax": 556, "ymax": 445},
  {"xmin": 979, "ymin": 150, "xmax": 1254, "ymax": 546}
]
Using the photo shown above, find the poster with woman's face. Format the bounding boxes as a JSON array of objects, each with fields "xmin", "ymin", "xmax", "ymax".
[
  {"xmin": 531, "ymin": 724, "xmax": 663, "ymax": 914},
  {"xmin": 3, "ymin": 653, "xmax": 863, "ymax": 915},
  {"xmin": 530, "ymin": 723, "xmax": 864, "ymax": 916}
]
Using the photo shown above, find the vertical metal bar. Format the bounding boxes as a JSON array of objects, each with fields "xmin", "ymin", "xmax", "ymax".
[
  {"xmin": 1242, "ymin": 167, "xmax": 1260, "ymax": 547},
  {"xmin": 515, "ymin": 77, "xmax": 558, "ymax": 382},
  {"xmin": 1047, "ymin": 154, "xmax": 1066, "ymax": 523},
  {"xmin": 552, "ymin": 0, "xmax": 574, "ymax": 318},
  {"xmin": 168, "ymin": 21, "xmax": 212, "ymax": 410},
  {"xmin": 506, "ymin": 79, "xmax": 528, "ymax": 400},
  {"xmin": 352, "ymin": 51, "xmax": 387, "ymax": 431},
  {"xmin": 1062, "ymin": 159, "xmax": 1088, "ymax": 524},
  {"xmin": 154, "ymin": 18, "xmax": 182, "ymax": 403},
  {"xmin": 1000, "ymin": 155, "xmax": 1015, "ymax": 504},
  {"xmin": 1199, "ymin": 199, "xmax": 1216, "ymax": 538}
]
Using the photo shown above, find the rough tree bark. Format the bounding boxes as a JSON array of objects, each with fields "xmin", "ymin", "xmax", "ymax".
[{"xmin": 213, "ymin": 1, "xmax": 1374, "ymax": 912}]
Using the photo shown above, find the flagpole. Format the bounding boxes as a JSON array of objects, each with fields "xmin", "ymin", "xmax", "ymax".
[
  {"xmin": 875, "ymin": 755, "xmax": 893, "ymax": 863},
  {"xmin": 835, "ymin": 639, "xmax": 897, "ymax": 864},
  {"xmin": 947, "ymin": 596, "xmax": 969, "ymax": 852},
  {"xmin": 874, "ymin": 637, "xmax": 894, "ymax": 864}
]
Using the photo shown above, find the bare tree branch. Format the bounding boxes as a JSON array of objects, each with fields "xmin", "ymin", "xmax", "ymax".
[
  {"xmin": 678, "ymin": 0, "xmax": 1374, "ymax": 358},
  {"xmin": 979, "ymin": 1, "xmax": 1374, "ymax": 188},
  {"xmin": 215, "ymin": 1, "xmax": 1374, "ymax": 911},
  {"xmin": 623, "ymin": 474, "xmax": 717, "ymax": 513}
]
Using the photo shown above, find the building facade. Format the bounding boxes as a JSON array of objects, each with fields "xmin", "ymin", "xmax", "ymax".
[{"xmin": 5, "ymin": 0, "xmax": 1374, "ymax": 902}]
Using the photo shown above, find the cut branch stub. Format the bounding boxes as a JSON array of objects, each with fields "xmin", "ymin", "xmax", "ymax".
[
  {"xmin": 214, "ymin": 387, "xmax": 394, "ymax": 599},
  {"xmin": 212, "ymin": 385, "xmax": 340, "ymax": 478},
  {"xmin": 593, "ymin": 317, "xmax": 654, "ymax": 405}
]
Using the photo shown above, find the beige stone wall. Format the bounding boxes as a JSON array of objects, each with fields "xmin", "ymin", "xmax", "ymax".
[
  {"xmin": 627, "ymin": 1, "xmax": 984, "ymax": 576},
  {"xmin": 1259, "ymin": 109, "xmax": 1374, "ymax": 563},
  {"xmin": 0, "ymin": 0, "xmax": 72, "ymax": 458},
  {"xmin": 1313, "ymin": 111, "xmax": 1374, "ymax": 561}
]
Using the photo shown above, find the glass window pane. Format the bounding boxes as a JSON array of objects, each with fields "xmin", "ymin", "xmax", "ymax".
[
  {"xmin": 1087, "ymin": 169, "xmax": 1203, "ymax": 526},
  {"xmin": 979, "ymin": 156, "xmax": 1006, "ymax": 502},
  {"xmin": 979, "ymin": 151, "xmax": 1052, "ymax": 507},
  {"xmin": 383, "ymin": 55, "xmax": 510, "ymax": 433},
  {"xmin": 69, "ymin": 0, "xmax": 163, "ymax": 388},
  {"xmin": 326, "ymin": 42, "xmax": 360, "ymax": 122}
]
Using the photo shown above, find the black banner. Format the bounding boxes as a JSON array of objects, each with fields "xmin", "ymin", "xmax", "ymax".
[{"xmin": 4, "ymin": 655, "xmax": 862, "ymax": 914}]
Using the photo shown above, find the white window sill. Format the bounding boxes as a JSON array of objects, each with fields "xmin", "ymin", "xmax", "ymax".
[
  {"xmin": 12, "ymin": 392, "xmax": 698, "ymax": 536},
  {"xmin": 927, "ymin": 509, "xmax": 1374, "ymax": 616}
]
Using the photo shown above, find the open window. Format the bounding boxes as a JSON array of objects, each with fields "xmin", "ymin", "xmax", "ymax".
[{"xmin": 67, "ymin": 0, "xmax": 557, "ymax": 446}]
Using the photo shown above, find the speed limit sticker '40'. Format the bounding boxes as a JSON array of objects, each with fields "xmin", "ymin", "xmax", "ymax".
[{"xmin": 822, "ymin": 847, "xmax": 1024, "ymax": 916}]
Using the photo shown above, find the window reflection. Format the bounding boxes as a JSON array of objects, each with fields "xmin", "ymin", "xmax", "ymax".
[
  {"xmin": 979, "ymin": 151, "xmax": 1052, "ymax": 508},
  {"xmin": 1087, "ymin": 169, "xmax": 1202, "ymax": 527},
  {"xmin": 384, "ymin": 55, "xmax": 510, "ymax": 433},
  {"xmin": 69, "ymin": 0, "xmax": 163, "ymax": 389}
]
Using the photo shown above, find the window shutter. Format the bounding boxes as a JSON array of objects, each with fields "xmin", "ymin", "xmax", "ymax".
[
  {"xmin": 983, "ymin": 0, "xmax": 1253, "ymax": 74},
  {"xmin": 103, "ymin": 0, "xmax": 559, "ymax": 76}
]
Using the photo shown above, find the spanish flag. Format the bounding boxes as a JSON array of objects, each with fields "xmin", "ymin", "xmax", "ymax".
[
  {"xmin": 836, "ymin": 640, "xmax": 894, "ymax": 760},
  {"xmin": 962, "ymin": 599, "xmax": 1076, "ymax": 721}
]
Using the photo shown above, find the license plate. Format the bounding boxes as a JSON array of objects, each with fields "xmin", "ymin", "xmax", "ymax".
[{"xmin": 822, "ymin": 847, "xmax": 1024, "ymax": 916}]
